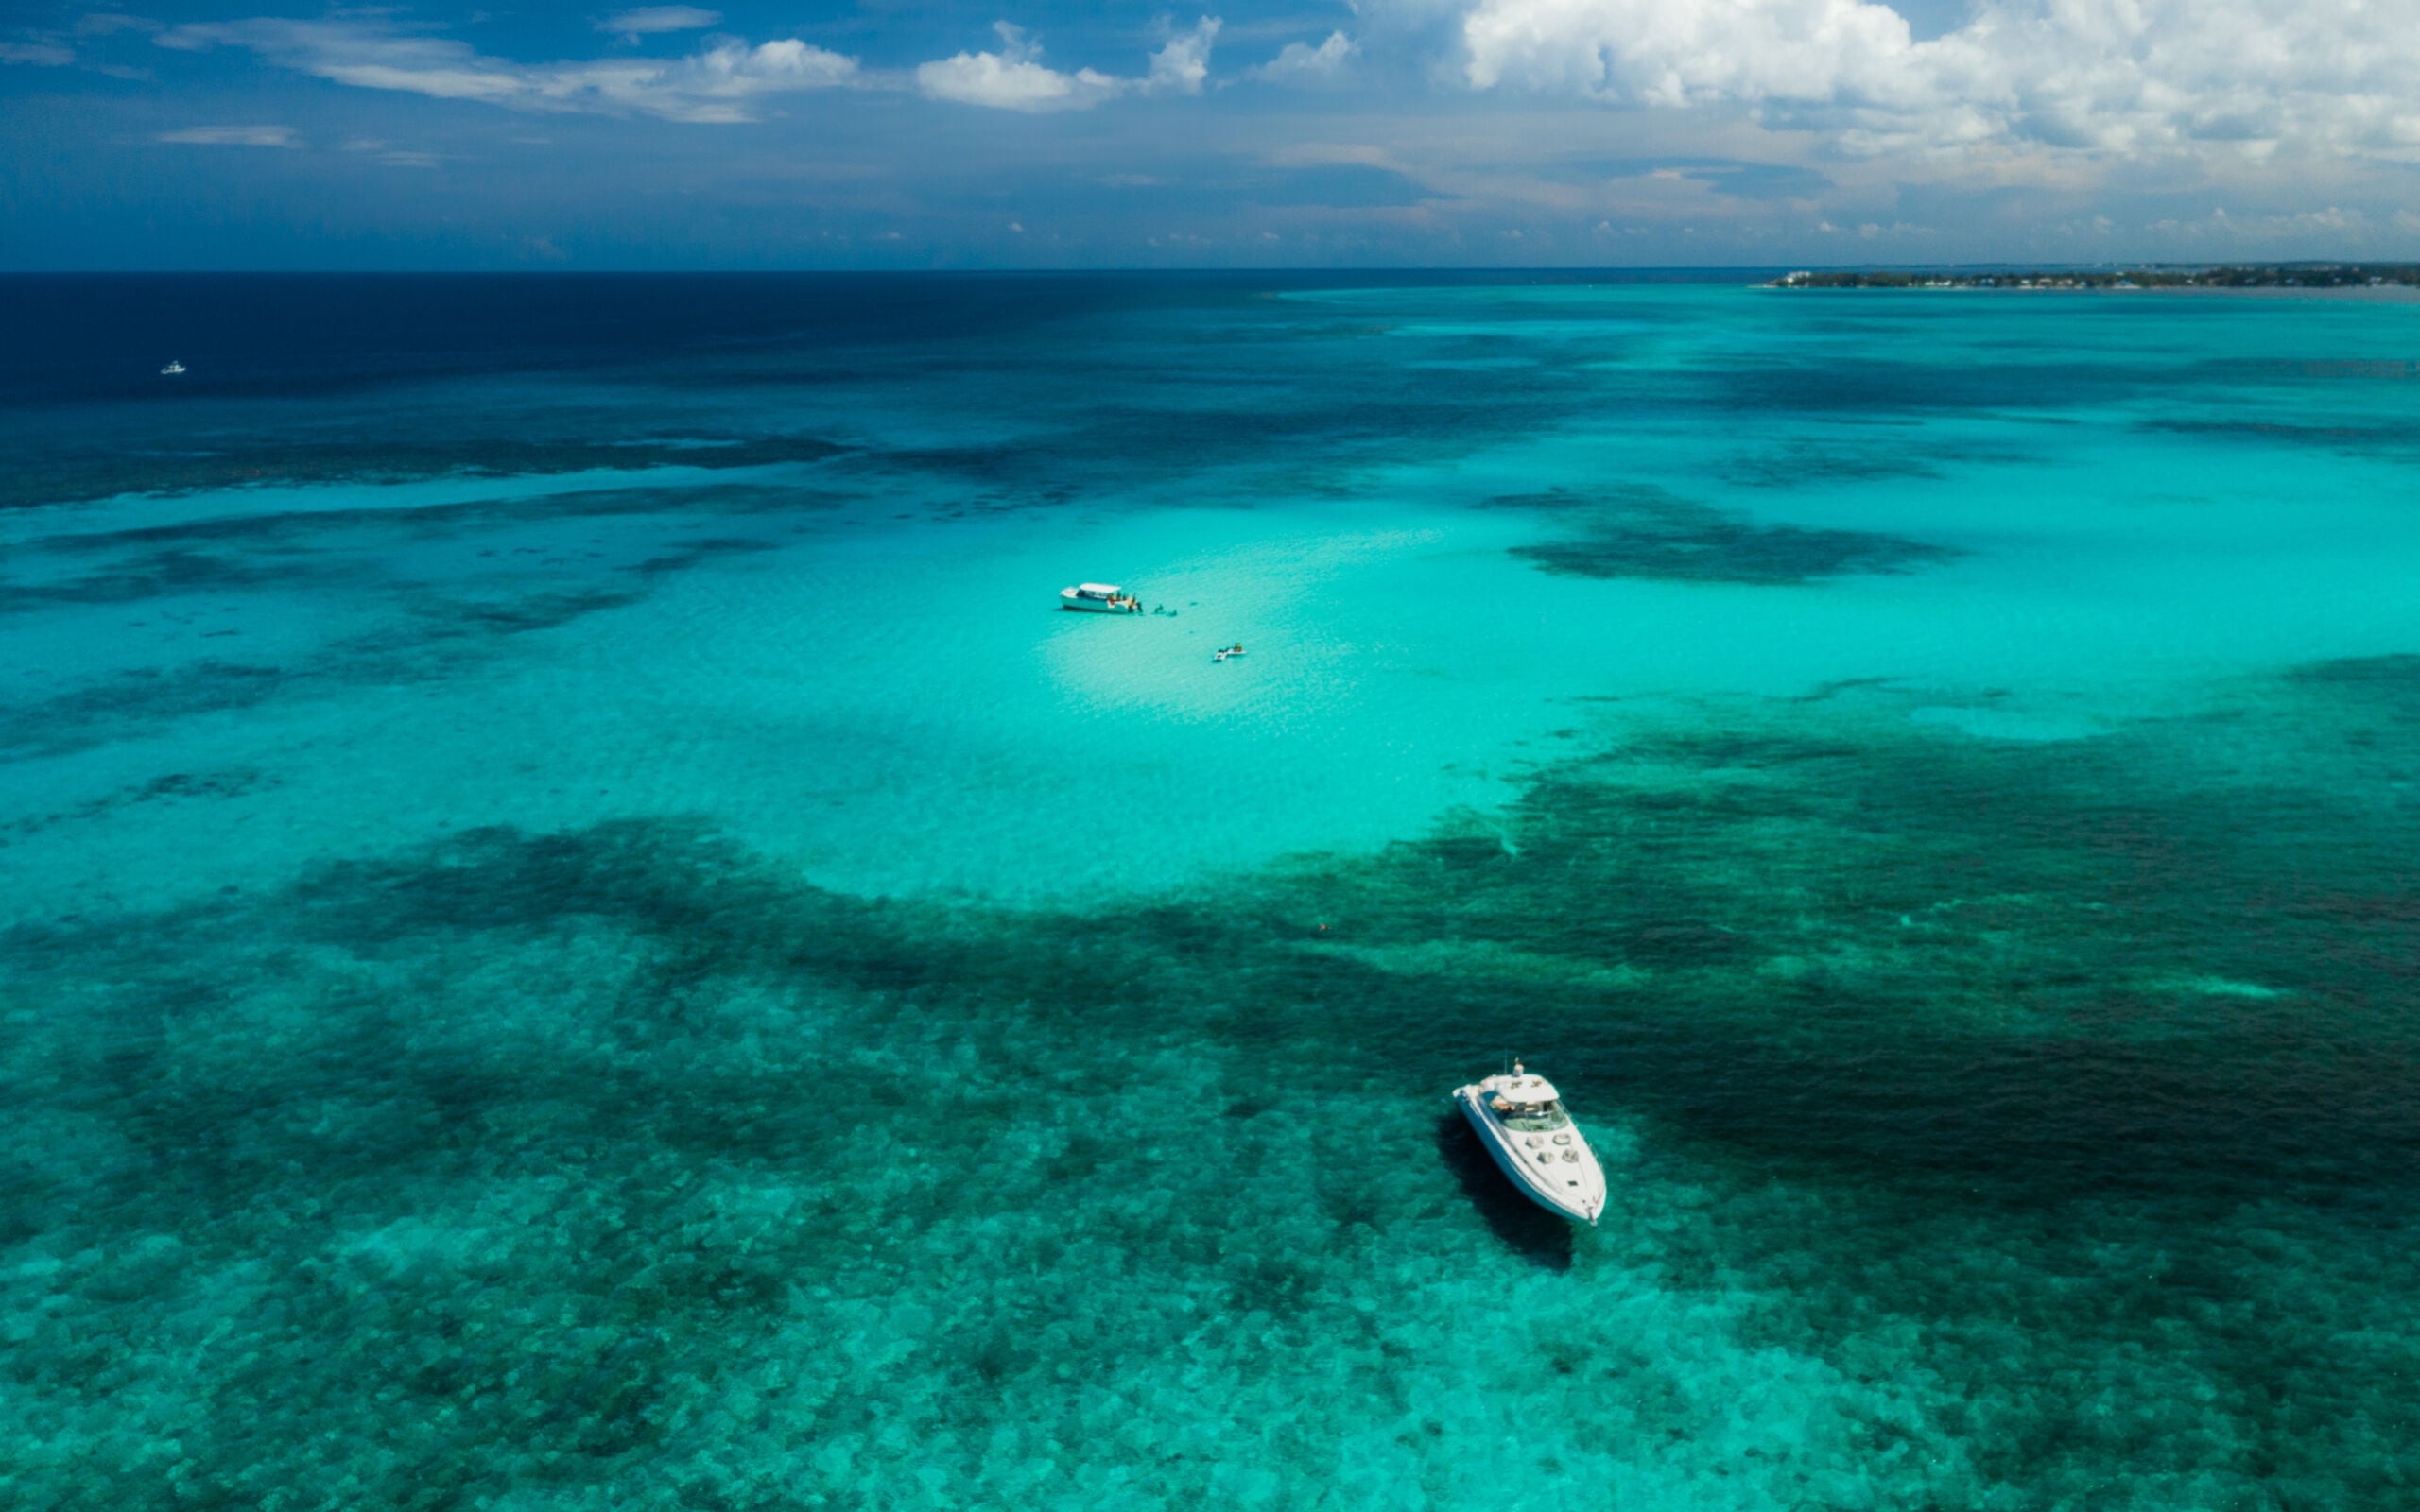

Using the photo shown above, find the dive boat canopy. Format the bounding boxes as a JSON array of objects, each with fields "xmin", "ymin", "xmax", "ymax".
[{"xmin": 1061, "ymin": 582, "xmax": 1139, "ymax": 613}]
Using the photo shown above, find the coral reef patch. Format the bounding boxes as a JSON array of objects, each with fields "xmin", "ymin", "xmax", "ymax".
[{"xmin": 1491, "ymin": 488, "xmax": 1959, "ymax": 584}]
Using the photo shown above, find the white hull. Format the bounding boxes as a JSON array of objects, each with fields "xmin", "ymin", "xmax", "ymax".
[
  {"xmin": 1060, "ymin": 584, "xmax": 1137, "ymax": 612},
  {"xmin": 1455, "ymin": 1084, "xmax": 1606, "ymax": 1225}
]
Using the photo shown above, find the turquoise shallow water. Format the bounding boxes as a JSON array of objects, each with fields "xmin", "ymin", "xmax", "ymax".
[{"xmin": 4, "ymin": 275, "xmax": 2420, "ymax": 1508}]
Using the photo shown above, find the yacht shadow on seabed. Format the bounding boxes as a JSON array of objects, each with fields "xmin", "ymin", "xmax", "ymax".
[{"xmin": 1435, "ymin": 1112, "xmax": 1575, "ymax": 1272}]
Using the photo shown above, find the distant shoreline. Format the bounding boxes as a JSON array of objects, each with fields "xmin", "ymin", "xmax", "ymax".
[{"xmin": 1767, "ymin": 265, "xmax": 2420, "ymax": 294}]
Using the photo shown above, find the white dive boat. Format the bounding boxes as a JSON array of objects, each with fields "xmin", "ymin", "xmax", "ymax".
[
  {"xmin": 1452, "ymin": 1060, "xmax": 1606, "ymax": 1225},
  {"xmin": 1061, "ymin": 582, "xmax": 1139, "ymax": 613},
  {"xmin": 159, "ymin": 361, "xmax": 186, "ymax": 376}
]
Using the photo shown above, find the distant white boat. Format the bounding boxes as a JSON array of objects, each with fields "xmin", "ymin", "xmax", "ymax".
[
  {"xmin": 159, "ymin": 361, "xmax": 186, "ymax": 376},
  {"xmin": 1061, "ymin": 582, "xmax": 1139, "ymax": 613},
  {"xmin": 1452, "ymin": 1060, "xmax": 1606, "ymax": 1225}
]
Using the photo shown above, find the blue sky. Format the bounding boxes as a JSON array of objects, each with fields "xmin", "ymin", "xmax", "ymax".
[{"xmin": 6, "ymin": 0, "xmax": 2417, "ymax": 267}]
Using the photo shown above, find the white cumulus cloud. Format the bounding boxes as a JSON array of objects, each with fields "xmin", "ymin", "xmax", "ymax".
[
  {"xmin": 916, "ymin": 23, "xmax": 1124, "ymax": 111},
  {"xmin": 1147, "ymin": 16, "xmax": 1220, "ymax": 94},
  {"xmin": 1, "ymin": 41, "xmax": 78, "ymax": 65},
  {"xmin": 597, "ymin": 7, "xmax": 722, "ymax": 38},
  {"xmin": 1455, "ymin": 0, "xmax": 2420, "ymax": 161},
  {"xmin": 158, "ymin": 17, "xmax": 859, "ymax": 124},
  {"xmin": 1252, "ymin": 31, "xmax": 1356, "ymax": 82},
  {"xmin": 78, "ymin": 15, "xmax": 163, "ymax": 37},
  {"xmin": 1462, "ymin": 0, "xmax": 1911, "ymax": 106},
  {"xmin": 916, "ymin": 17, "xmax": 1220, "ymax": 112},
  {"xmin": 156, "ymin": 124, "xmax": 297, "ymax": 146}
]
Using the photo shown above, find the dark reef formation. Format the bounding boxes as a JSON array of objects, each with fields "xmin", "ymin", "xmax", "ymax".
[
  {"xmin": 1487, "ymin": 487, "xmax": 1961, "ymax": 584},
  {"xmin": 4, "ymin": 433, "xmax": 848, "ymax": 511},
  {"xmin": 8, "ymin": 671, "xmax": 2420, "ymax": 1509}
]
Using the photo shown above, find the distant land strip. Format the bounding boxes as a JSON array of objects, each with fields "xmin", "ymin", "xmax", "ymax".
[{"xmin": 1767, "ymin": 264, "xmax": 2420, "ymax": 291}]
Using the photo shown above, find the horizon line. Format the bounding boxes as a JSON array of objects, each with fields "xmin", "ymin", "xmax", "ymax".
[{"xmin": 6, "ymin": 259, "xmax": 2415, "ymax": 277}]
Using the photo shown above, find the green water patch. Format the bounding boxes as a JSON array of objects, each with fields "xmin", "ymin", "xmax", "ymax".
[
  {"xmin": 838, "ymin": 441, "xmax": 1084, "ymax": 511},
  {"xmin": 2144, "ymin": 418, "xmax": 2420, "ymax": 460},
  {"xmin": 2285, "ymin": 650, "xmax": 2420, "ymax": 701},
  {"xmin": 0, "ymin": 661, "xmax": 293, "ymax": 761},
  {"xmin": 1488, "ymin": 487, "xmax": 1960, "ymax": 584},
  {"xmin": 0, "ymin": 544, "xmax": 366, "ymax": 615},
  {"xmin": 0, "ymin": 579, "xmax": 659, "ymax": 761},
  {"xmin": 1, "ymin": 480, "xmax": 848, "ymax": 618},
  {"xmin": 0, "ymin": 767, "xmax": 276, "ymax": 848},
  {"xmin": 835, "ymin": 372, "xmax": 1613, "ymax": 510},
  {"xmin": 7, "ymin": 667, "xmax": 2419, "ymax": 1507},
  {"xmin": 1716, "ymin": 438, "xmax": 1947, "ymax": 489},
  {"xmin": 2, "ymin": 434, "xmax": 849, "ymax": 509},
  {"xmin": 1703, "ymin": 355, "xmax": 2152, "ymax": 416},
  {"xmin": 24, "ymin": 478, "xmax": 856, "ymax": 558},
  {"xmin": 0, "ymin": 490, "xmax": 830, "ymax": 760}
]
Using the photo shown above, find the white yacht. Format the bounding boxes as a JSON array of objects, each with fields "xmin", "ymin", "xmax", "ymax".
[
  {"xmin": 1060, "ymin": 582, "xmax": 1138, "ymax": 613},
  {"xmin": 1453, "ymin": 1060, "xmax": 1606, "ymax": 1225},
  {"xmin": 159, "ymin": 361, "xmax": 186, "ymax": 376}
]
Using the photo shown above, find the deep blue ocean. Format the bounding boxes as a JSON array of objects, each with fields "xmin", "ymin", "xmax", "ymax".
[{"xmin": 4, "ymin": 273, "xmax": 2419, "ymax": 1509}]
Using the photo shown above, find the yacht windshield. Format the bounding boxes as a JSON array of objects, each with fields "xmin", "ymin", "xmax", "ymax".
[{"xmin": 1499, "ymin": 1100, "xmax": 1569, "ymax": 1132}]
